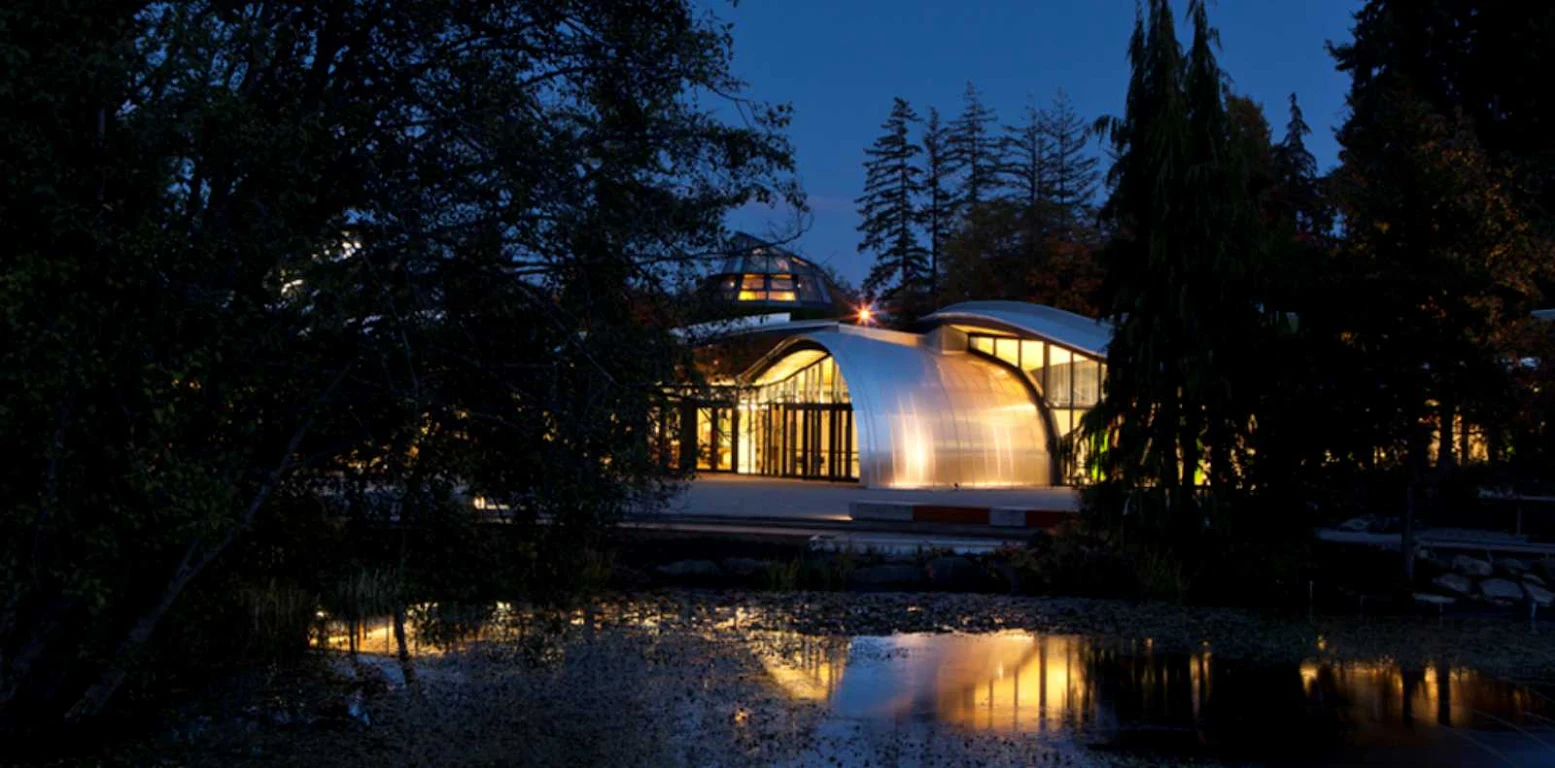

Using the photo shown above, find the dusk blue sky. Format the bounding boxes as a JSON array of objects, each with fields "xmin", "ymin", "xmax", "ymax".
[{"xmin": 706, "ymin": 0, "xmax": 1365, "ymax": 286}]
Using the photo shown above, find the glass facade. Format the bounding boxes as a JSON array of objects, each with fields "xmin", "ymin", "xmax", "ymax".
[
  {"xmin": 966, "ymin": 331, "xmax": 1107, "ymax": 484},
  {"xmin": 740, "ymin": 354, "xmax": 857, "ymax": 480},
  {"xmin": 656, "ymin": 354, "xmax": 858, "ymax": 481},
  {"xmin": 704, "ymin": 235, "xmax": 837, "ymax": 309},
  {"xmin": 723, "ymin": 270, "xmax": 828, "ymax": 305}
]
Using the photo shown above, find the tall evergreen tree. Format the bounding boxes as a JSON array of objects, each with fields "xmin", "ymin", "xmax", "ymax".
[
  {"xmin": 1003, "ymin": 97, "xmax": 1053, "ymax": 233},
  {"xmin": 1330, "ymin": 0, "xmax": 1544, "ymax": 576},
  {"xmin": 946, "ymin": 82, "xmax": 1002, "ymax": 220},
  {"xmin": 1331, "ymin": 2, "xmax": 1555, "ymax": 233},
  {"xmin": 1043, "ymin": 89, "xmax": 1100, "ymax": 239},
  {"xmin": 1272, "ymin": 93, "xmax": 1328, "ymax": 238},
  {"xmin": 1002, "ymin": 98, "xmax": 1054, "ymax": 282},
  {"xmin": 1179, "ymin": 0, "xmax": 1266, "ymax": 491},
  {"xmin": 857, "ymin": 97, "xmax": 927, "ymax": 301},
  {"xmin": 920, "ymin": 107, "xmax": 952, "ymax": 302},
  {"xmin": 1084, "ymin": 0, "xmax": 1268, "ymax": 518}
]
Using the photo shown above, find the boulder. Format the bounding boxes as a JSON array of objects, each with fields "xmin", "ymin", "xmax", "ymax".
[
  {"xmin": 1496, "ymin": 557, "xmax": 1530, "ymax": 577},
  {"xmin": 1479, "ymin": 577, "xmax": 1525, "ymax": 602},
  {"xmin": 1538, "ymin": 559, "xmax": 1555, "ymax": 583},
  {"xmin": 1432, "ymin": 573, "xmax": 1474, "ymax": 596},
  {"xmin": 848, "ymin": 564, "xmax": 925, "ymax": 589},
  {"xmin": 344, "ymin": 690, "xmax": 371, "ymax": 728},
  {"xmin": 1526, "ymin": 582, "xmax": 1554, "ymax": 608},
  {"xmin": 926, "ymin": 556, "xmax": 983, "ymax": 591},
  {"xmin": 655, "ymin": 559, "xmax": 722, "ymax": 579},
  {"xmin": 1416, "ymin": 553, "xmax": 1452, "ymax": 577},
  {"xmin": 1523, "ymin": 573, "xmax": 1547, "ymax": 587},
  {"xmin": 720, "ymin": 557, "xmax": 768, "ymax": 578},
  {"xmin": 1452, "ymin": 555, "xmax": 1494, "ymax": 577}
]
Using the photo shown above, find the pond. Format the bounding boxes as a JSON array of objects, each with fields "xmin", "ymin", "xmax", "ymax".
[
  {"xmin": 310, "ymin": 595, "xmax": 1555, "ymax": 766},
  {"xmin": 746, "ymin": 630, "xmax": 1555, "ymax": 766}
]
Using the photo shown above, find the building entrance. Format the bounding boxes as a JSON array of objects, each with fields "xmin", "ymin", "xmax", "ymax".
[{"xmin": 753, "ymin": 402, "xmax": 855, "ymax": 480}]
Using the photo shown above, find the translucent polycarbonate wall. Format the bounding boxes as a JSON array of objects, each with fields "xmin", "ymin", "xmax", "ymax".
[
  {"xmin": 967, "ymin": 329, "xmax": 1105, "ymax": 484},
  {"xmin": 744, "ymin": 329, "xmax": 1050, "ymax": 488}
]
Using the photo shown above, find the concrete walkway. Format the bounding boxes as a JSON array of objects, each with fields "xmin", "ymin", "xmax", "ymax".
[{"xmin": 654, "ymin": 473, "xmax": 1079, "ymax": 524}]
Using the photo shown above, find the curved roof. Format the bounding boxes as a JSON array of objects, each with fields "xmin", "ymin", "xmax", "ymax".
[
  {"xmin": 921, "ymin": 301, "xmax": 1113, "ymax": 358},
  {"xmin": 742, "ymin": 326, "xmax": 1050, "ymax": 488}
]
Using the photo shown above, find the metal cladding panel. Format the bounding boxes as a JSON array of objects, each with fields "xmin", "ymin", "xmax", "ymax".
[
  {"xmin": 922, "ymin": 301, "xmax": 1113, "ymax": 358},
  {"xmin": 750, "ymin": 329, "xmax": 1050, "ymax": 489}
]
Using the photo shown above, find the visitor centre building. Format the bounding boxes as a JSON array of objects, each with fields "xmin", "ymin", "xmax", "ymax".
[{"xmin": 663, "ymin": 240, "xmax": 1112, "ymax": 489}]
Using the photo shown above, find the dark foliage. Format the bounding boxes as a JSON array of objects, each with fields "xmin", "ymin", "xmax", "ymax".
[{"xmin": 0, "ymin": 0, "xmax": 797, "ymax": 737}]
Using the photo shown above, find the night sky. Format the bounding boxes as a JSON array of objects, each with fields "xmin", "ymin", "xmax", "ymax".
[{"xmin": 707, "ymin": 0, "xmax": 1364, "ymax": 285}]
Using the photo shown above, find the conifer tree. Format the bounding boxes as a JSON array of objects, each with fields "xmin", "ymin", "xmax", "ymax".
[
  {"xmin": 856, "ymin": 97, "xmax": 927, "ymax": 301},
  {"xmin": 1004, "ymin": 99, "xmax": 1051, "ymax": 219},
  {"xmin": 1003, "ymin": 98, "xmax": 1053, "ymax": 241},
  {"xmin": 1043, "ymin": 89, "xmax": 1100, "ymax": 239},
  {"xmin": 1273, "ymin": 93, "xmax": 1328, "ymax": 238},
  {"xmin": 947, "ymin": 83, "xmax": 1002, "ymax": 219},
  {"xmin": 1084, "ymin": 0, "xmax": 1268, "ymax": 515},
  {"xmin": 1180, "ymin": 0, "xmax": 1266, "ymax": 491},
  {"xmin": 920, "ymin": 107, "xmax": 952, "ymax": 301}
]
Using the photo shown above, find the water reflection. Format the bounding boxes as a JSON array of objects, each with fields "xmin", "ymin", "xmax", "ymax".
[
  {"xmin": 315, "ymin": 602, "xmax": 525, "ymax": 657},
  {"xmin": 748, "ymin": 631, "xmax": 1555, "ymax": 761},
  {"xmin": 314, "ymin": 600, "xmax": 1554, "ymax": 763},
  {"xmin": 746, "ymin": 632, "xmax": 851, "ymax": 701}
]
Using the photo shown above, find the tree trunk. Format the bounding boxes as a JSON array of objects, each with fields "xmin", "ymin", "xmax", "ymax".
[
  {"xmin": 1402, "ymin": 472, "xmax": 1417, "ymax": 583},
  {"xmin": 1437, "ymin": 400, "xmax": 1455, "ymax": 471},
  {"xmin": 392, "ymin": 605, "xmax": 415, "ymax": 684},
  {"xmin": 1402, "ymin": 424, "xmax": 1429, "ymax": 583}
]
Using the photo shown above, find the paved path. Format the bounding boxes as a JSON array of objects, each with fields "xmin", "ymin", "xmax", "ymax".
[{"xmin": 652, "ymin": 474, "xmax": 1079, "ymax": 524}]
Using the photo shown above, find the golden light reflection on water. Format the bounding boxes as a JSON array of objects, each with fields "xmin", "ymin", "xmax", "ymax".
[
  {"xmin": 935, "ymin": 634, "xmax": 1099, "ymax": 732},
  {"xmin": 1298, "ymin": 659, "xmax": 1533, "ymax": 730},
  {"xmin": 746, "ymin": 632, "xmax": 851, "ymax": 701},
  {"xmin": 747, "ymin": 630, "xmax": 1548, "ymax": 736},
  {"xmin": 310, "ymin": 601, "xmax": 1547, "ymax": 744}
]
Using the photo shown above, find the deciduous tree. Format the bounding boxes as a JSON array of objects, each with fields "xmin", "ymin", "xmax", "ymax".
[{"xmin": 0, "ymin": 0, "xmax": 797, "ymax": 734}]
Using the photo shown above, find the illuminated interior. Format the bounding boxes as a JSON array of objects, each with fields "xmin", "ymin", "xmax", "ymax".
[
  {"xmin": 704, "ymin": 234, "xmax": 838, "ymax": 310},
  {"xmin": 742, "ymin": 329, "xmax": 1051, "ymax": 488},
  {"xmin": 738, "ymin": 351, "xmax": 858, "ymax": 480},
  {"xmin": 667, "ymin": 301, "xmax": 1117, "ymax": 488},
  {"xmin": 966, "ymin": 330, "xmax": 1106, "ymax": 484}
]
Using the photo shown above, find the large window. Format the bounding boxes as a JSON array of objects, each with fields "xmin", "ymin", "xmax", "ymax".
[
  {"xmin": 740, "ymin": 352, "xmax": 857, "ymax": 480},
  {"xmin": 965, "ymin": 331, "xmax": 1107, "ymax": 485}
]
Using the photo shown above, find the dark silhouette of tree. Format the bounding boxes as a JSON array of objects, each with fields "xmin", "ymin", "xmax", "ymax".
[
  {"xmin": 920, "ymin": 107, "xmax": 953, "ymax": 303},
  {"xmin": 1043, "ymin": 89, "xmax": 1101, "ymax": 239},
  {"xmin": 857, "ymin": 98, "xmax": 928, "ymax": 302},
  {"xmin": 1083, "ymin": 0, "xmax": 1269, "ymax": 520},
  {"xmin": 947, "ymin": 83, "xmax": 1002, "ymax": 224},
  {"xmin": 1003, "ymin": 97, "xmax": 1054, "ymax": 241},
  {"xmin": 1273, "ymin": 93, "xmax": 1329, "ymax": 239},
  {"xmin": 0, "ymin": 0, "xmax": 797, "ymax": 735},
  {"xmin": 938, "ymin": 199, "xmax": 1102, "ymax": 317},
  {"xmin": 1330, "ymin": 0, "xmax": 1546, "ymax": 578}
]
